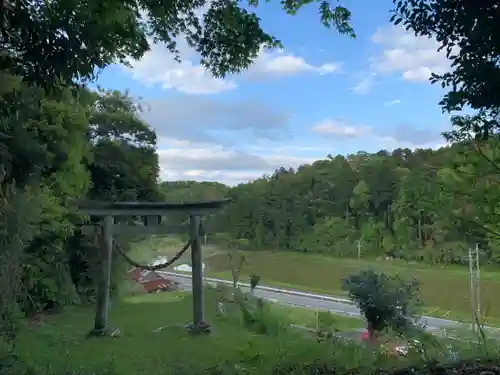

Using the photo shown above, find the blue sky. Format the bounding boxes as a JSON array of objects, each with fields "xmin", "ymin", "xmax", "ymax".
[{"xmin": 96, "ymin": 0, "xmax": 453, "ymax": 185}]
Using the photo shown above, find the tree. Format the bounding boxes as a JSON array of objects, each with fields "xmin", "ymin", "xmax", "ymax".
[
  {"xmin": 298, "ymin": 216, "xmax": 355, "ymax": 256},
  {"xmin": 206, "ymin": 139, "xmax": 500, "ymax": 265},
  {"xmin": 392, "ymin": 0, "xmax": 500, "ymax": 134},
  {"xmin": 0, "ymin": 74, "xmax": 91, "ymax": 191},
  {"xmin": 249, "ymin": 274, "xmax": 260, "ymax": 293},
  {"xmin": 2, "ymin": 0, "xmax": 355, "ymax": 87},
  {"xmin": 69, "ymin": 89, "xmax": 162, "ymax": 298},
  {"xmin": 0, "ymin": 73, "xmax": 92, "ymax": 312},
  {"xmin": 434, "ymin": 138, "xmax": 500, "ymax": 254},
  {"xmin": 392, "ymin": 0, "xmax": 500, "ymax": 252},
  {"xmin": 342, "ymin": 269, "xmax": 421, "ymax": 340},
  {"xmin": 0, "ymin": 184, "xmax": 44, "ymax": 341},
  {"xmin": 0, "ymin": 80, "xmax": 161, "ymax": 312},
  {"xmin": 350, "ymin": 180, "xmax": 370, "ymax": 219},
  {"xmin": 87, "ymin": 89, "xmax": 160, "ymax": 201}
]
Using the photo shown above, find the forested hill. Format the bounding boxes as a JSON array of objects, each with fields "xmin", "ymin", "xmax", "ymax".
[
  {"xmin": 159, "ymin": 181, "xmax": 229, "ymax": 202},
  {"xmin": 162, "ymin": 140, "xmax": 500, "ymax": 265}
]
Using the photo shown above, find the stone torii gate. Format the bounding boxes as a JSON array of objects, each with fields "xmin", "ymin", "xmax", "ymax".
[{"xmin": 74, "ymin": 199, "xmax": 229, "ymax": 336}]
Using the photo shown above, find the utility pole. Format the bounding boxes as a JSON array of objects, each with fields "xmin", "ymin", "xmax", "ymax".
[
  {"xmin": 357, "ymin": 240, "xmax": 361, "ymax": 259},
  {"xmin": 475, "ymin": 243, "xmax": 481, "ymax": 319},
  {"xmin": 468, "ymin": 247, "xmax": 476, "ymax": 331}
]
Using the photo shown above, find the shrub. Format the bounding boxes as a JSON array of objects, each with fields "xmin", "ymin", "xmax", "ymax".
[
  {"xmin": 211, "ymin": 271, "xmax": 288, "ymax": 336},
  {"xmin": 342, "ymin": 269, "xmax": 422, "ymax": 339}
]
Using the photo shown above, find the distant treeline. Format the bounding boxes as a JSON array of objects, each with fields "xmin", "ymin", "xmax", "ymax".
[{"xmin": 160, "ymin": 140, "xmax": 500, "ymax": 266}]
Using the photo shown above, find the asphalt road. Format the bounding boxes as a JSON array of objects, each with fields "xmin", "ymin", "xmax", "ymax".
[{"xmin": 161, "ymin": 272, "xmax": 464, "ymax": 333}]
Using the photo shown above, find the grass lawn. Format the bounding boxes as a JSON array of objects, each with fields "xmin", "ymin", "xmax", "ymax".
[
  {"xmin": 13, "ymin": 291, "xmax": 382, "ymax": 375},
  {"xmin": 203, "ymin": 251, "xmax": 500, "ymax": 326},
  {"xmin": 271, "ymin": 303, "xmax": 364, "ymax": 332}
]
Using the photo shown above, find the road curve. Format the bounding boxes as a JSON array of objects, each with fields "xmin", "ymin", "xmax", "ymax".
[{"xmin": 160, "ymin": 271, "xmax": 466, "ymax": 333}]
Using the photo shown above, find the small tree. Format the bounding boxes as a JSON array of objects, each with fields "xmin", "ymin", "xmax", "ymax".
[
  {"xmin": 342, "ymin": 269, "xmax": 421, "ymax": 340},
  {"xmin": 249, "ymin": 274, "xmax": 260, "ymax": 294},
  {"xmin": 227, "ymin": 252, "xmax": 245, "ymax": 288}
]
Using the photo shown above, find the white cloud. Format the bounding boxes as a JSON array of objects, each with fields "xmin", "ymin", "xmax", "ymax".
[
  {"xmin": 312, "ymin": 118, "xmax": 371, "ymax": 137},
  {"xmin": 384, "ymin": 99, "xmax": 401, "ymax": 106},
  {"xmin": 352, "ymin": 74, "xmax": 376, "ymax": 94},
  {"xmin": 312, "ymin": 118, "xmax": 446, "ymax": 149},
  {"xmin": 140, "ymin": 96, "xmax": 290, "ymax": 145},
  {"xmin": 137, "ymin": 94, "xmax": 316, "ymax": 185},
  {"xmin": 376, "ymin": 136, "xmax": 447, "ymax": 151},
  {"xmin": 125, "ymin": 41, "xmax": 340, "ymax": 94},
  {"xmin": 370, "ymin": 26, "xmax": 455, "ymax": 82},
  {"xmin": 125, "ymin": 41, "xmax": 236, "ymax": 95},
  {"xmin": 156, "ymin": 116, "xmax": 449, "ymax": 185},
  {"xmin": 247, "ymin": 48, "xmax": 340, "ymax": 78},
  {"xmin": 152, "ymin": 114, "xmax": 449, "ymax": 185},
  {"xmin": 157, "ymin": 143, "xmax": 316, "ymax": 185}
]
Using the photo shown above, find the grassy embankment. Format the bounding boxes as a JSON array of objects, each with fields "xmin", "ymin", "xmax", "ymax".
[
  {"xmin": 13, "ymin": 289, "xmax": 497, "ymax": 375},
  {"xmin": 13, "ymin": 291, "xmax": 379, "ymax": 375},
  {"xmin": 127, "ymin": 236, "xmax": 500, "ymax": 327}
]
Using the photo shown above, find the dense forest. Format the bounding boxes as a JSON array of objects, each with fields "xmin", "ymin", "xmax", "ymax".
[
  {"xmin": 161, "ymin": 139, "xmax": 500, "ymax": 265},
  {"xmin": 1, "ymin": 84, "xmax": 162, "ymax": 312}
]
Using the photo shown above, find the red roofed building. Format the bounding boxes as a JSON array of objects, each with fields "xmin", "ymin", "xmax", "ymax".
[
  {"xmin": 127, "ymin": 267, "xmax": 142, "ymax": 282},
  {"xmin": 126, "ymin": 267, "xmax": 179, "ymax": 293}
]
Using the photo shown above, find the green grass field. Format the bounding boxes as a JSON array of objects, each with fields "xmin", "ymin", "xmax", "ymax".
[
  {"xmin": 126, "ymin": 237, "xmax": 500, "ymax": 325},
  {"xmin": 204, "ymin": 251, "xmax": 500, "ymax": 325},
  {"xmin": 273, "ymin": 303, "xmax": 364, "ymax": 332},
  {"xmin": 13, "ymin": 291, "xmax": 377, "ymax": 375}
]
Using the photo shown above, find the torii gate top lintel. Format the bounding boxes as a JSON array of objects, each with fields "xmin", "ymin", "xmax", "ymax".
[{"xmin": 72, "ymin": 198, "xmax": 230, "ymax": 217}]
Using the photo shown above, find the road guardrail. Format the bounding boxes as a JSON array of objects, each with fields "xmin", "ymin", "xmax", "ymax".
[{"xmin": 162, "ymin": 271, "xmax": 353, "ymax": 304}]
